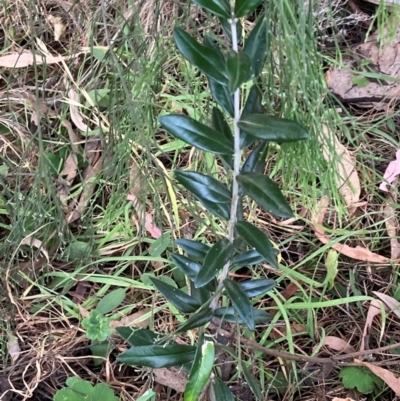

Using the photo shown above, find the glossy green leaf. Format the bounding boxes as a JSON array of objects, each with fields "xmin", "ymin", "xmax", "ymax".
[
  {"xmin": 239, "ymin": 278, "xmax": 276, "ymax": 297},
  {"xmin": 224, "ymin": 279, "xmax": 255, "ymax": 330},
  {"xmin": 209, "ymin": 78, "xmax": 234, "ymax": 117},
  {"xmin": 243, "ymin": 17, "xmax": 268, "ymax": 77},
  {"xmin": 159, "ymin": 114, "xmax": 233, "ymax": 154},
  {"xmin": 237, "ymin": 172, "xmax": 294, "ymax": 218},
  {"xmin": 96, "ymin": 288, "xmax": 126, "ymax": 315},
  {"xmin": 116, "ymin": 327, "xmax": 158, "ymax": 347},
  {"xmin": 214, "ymin": 306, "xmax": 272, "ymax": 324},
  {"xmin": 174, "ymin": 170, "xmax": 231, "ymax": 219},
  {"xmin": 238, "ymin": 114, "xmax": 309, "ymax": 142},
  {"xmin": 220, "ymin": 18, "xmax": 242, "ymax": 44},
  {"xmin": 241, "ymin": 83, "xmax": 263, "ymax": 148},
  {"xmin": 235, "ymin": 221, "xmax": 278, "ymax": 268},
  {"xmin": 231, "ymin": 249, "xmax": 266, "ymax": 268},
  {"xmin": 184, "ymin": 339, "xmax": 215, "ymax": 401},
  {"xmin": 226, "ymin": 51, "xmax": 252, "ymax": 93},
  {"xmin": 241, "ymin": 361, "xmax": 262, "ymax": 400},
  {"xmin": 211, "ymin": 107, "xmax": 234, "ymax": 169},
  {"xmin": 196, "ymin": 239, "xmax": 234, "ymax": 288},
  {"xmin": 149, "ymin": 277, "xmax": 201, "ymax": 313},
  {"xmin": 118, "ymin": 344, "xmax": 196, "ymax": 368},
  {"xmin": 171, "ymin": 253, "xmax": 201, "ymax": 282},
  {"xmin": 177, "ymin": 308, "xmax": 214, "ymax": 333},
  {"xmin": 190, "ymin": 283, "xmax": 213, "ymax": 304},
  {"xmin": 213, "ymin": 377, "xmax": 235, "ymax": 401},
  {"xmin": 235, "ymin": 0, "xmax": 263, "ymax": 18},
  {"xmin": 174, "ymin": 28, "xmax": 228, "ymax": 85},
  {"xmin": 175, "ymin": 239, "xmax": 210, "ymax": 261},
  {"xmin": 191, "ymin": 0, "xmax": 230, "ymax": 18},
  {"xmin": 242, "ymin": 141, "xmax": 268, "ymax": 173}
]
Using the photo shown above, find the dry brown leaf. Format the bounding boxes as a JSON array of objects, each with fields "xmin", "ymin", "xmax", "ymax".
[
  {"xmin": 59, "ymin": 153, "xmax": 78, "ymax": 182},
  {"xmin": 372, "ymin": 291, "xmax": 400, "ymax": 319},
  {"xmin": 153, "ymin": 368, "xmax": 188, "ymax": 393},
  {"xmin": 7, "ymin": 334, "xmax": 20, "ymax": 364},
  {"xmin": 322, "ymin": 336, "xmax": 355, "ymax": 353},
  {"xmin": 355, "ymin": 359, "xmax": 400, "ymax": 396},
  {"xmin": 381, "ymin": 190, "xmax": 400, "ymax": 259},
  {"xmin": 312, "ymin": 196, "xmax": 389, "ymax": 263},
  {"xmin": 320, "ymin": 124, "xmax": 360, "ymax": 212},
  {"xmin": 78, "ymin": 304, "xmax": 90, "ymax": 318},
  {"xmin": 68, "ymin": 89, "xmax": 90, "ymax": 132},
  {"xmin": 109, "ymin": 309, "xmax": 150, "ymax": 329},
  {"xmin": 0, "ymin": 50, "xmax": 82, "ymax": 68},
  {"xmin": 47, "ymin": 15, "xmax": 66, "ymax": 41},
  {"xmin": 360, "ymin": 300, "xmax": 386, "ymax": 352},
  {"xmin": 332, "ymin": 398, "xmax": 356, "ymax": 401},
  {"xmin": 19, "ymin": 237, "xmax": 49, "ymax": 262}
]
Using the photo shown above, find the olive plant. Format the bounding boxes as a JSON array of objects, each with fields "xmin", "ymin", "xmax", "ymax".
[{"xmin": 117, "ymin": 0, "xmax": 309, "ymax": 399}]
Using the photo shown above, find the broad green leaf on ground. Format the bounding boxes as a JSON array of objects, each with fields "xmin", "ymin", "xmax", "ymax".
[
  {"xmin": 174, "ymin": 28, "xmax": 227, "ymax": 85},
  {"xmin": 116, "ymin": 328, "xmax": 158, "ymax": 347},
  {"xmin": 339, "ymin": 366, "xmax": 383, "ymax": 394},
  {"xmin": 96, "ymin": 288, "xmax": 126, "ymax": 315},
  {"xmin": 224, "ymin": 279, "xmax": 255, "ymax": 330},
  {"xmin": 238, "ymin": 114, "xmax": 309, "ymax": 142},
  {"xmin": 184, "ymin": 339, "xmax": 215, "ymax": 401},
  {"xmin": 235, "ymin": 0, "xmax": 263, "ymax": 18},
  {"xmin": 209, "ymin": 78, "xmax": 234, "ymax": 117},
  {"xmin": 220, "ymin": 17, "xmax": 242, "ymax": 44},
  {"xmin": 213, "ymin": 377, "xmax": 235, "ymax": 401},
  {"xmin": 159, "ymin": 114, "xmax": 233, "ymax": 154},
  {"xmin": 231, "ymin": 249, "xmax": 266, "ymax": 268},
  {"xmin": 243, "ymin": 17, "xmax": 268, "ymax": 77},
  {"xmin": 195, "ymin": 239, "xmax": 234, "ymax": 288},
  {"xmin": 237, "ymin": 172, "xmax": 294, "ymax": 218},
  {"xmin": 191, "ymin": 0, "xmax": 230, "ymax": 18},
  {"xmin": 174, "ymin": 170, "xmax": 231, "ymax": 219},
  {"xmin": 175, "ymin": 239, "xmax": 210, "ymax": 261},
  {"xmin": 214, "ymin": 306, "xmax": 272, "ymax": 324},
  {"xmin": 177, "ymin": 308, "xmax": 214, "ymax": 333},
  {"xmin": 171, "ymin": 253, "xmax": 201, "ymax": 282},
  {"xmin": 149, "ymin": 232, "xmax": 171, "ymax": 257},
  {"xmin": 235, "ymin": 221, "xmax": 278, "ymax": 268},
  {"xmin": 242, "ymin": 141, "xmax": 268, "ymax": 173},
  {"xmin": 239, "ymin": 278, "xmax": 276, "ymax": 297},
  {"xmin": 226, "ymin": 51, "xmax": 252, "ymax": 93},
  {"xmin": 118, "ymin": 344, "xmax": 196, "ymax": 368},
  {"xmin": 149, "ymin": 277, "xmax": 201, "ymax": 313},
  {"xmin": 241, "ymin": 362, "xmax": 262, "ymax": 400}
]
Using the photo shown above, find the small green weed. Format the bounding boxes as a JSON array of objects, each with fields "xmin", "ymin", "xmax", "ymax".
[{"xmin": 339, "ymin": 366, "xmax": 384, "ymax": 395}]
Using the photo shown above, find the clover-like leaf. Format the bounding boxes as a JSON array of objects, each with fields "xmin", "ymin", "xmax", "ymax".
[
  {"xmin": 237, "ymin": 172, "xmax": 294, "ymax": 218},
  {"xmin": 235, "ymin": 221, "xmax": 278, "ymax": 268},
  {"xmin": 339, "ymin": 366, "xmax": 383, "ymax": 394},
  {"xmin": 224, "ymin": 279, "xmax": 255, "ymax": 330},
  {"xmin": 235, "ymin": 0, "xmax": 263, "ymax": 18},
  {"xmin": 238, "ymin": 114, "xmax": 309, "ymax": 142},
  {"xmin": 226, "ymin": 51, "xmax": 252, "ymax": 93},
  {"xmin": 191, "ymin": 0, "xmax": 230, "ymax": 19},
  {"xmin": 174, "ymin": 28, "xmax": 228, "ymax": 85},
  {"xmin": 159, "ymin": 114, "xmax": 234, "ymax": 154},
  {"xmin": 81, "ymin": 310, "xmax": 113, "ymax": 342}
]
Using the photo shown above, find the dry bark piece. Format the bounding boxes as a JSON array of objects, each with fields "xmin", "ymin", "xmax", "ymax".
[{"xmin": 153, "ymin": 368, "xmax": 188, "ymax": 393}]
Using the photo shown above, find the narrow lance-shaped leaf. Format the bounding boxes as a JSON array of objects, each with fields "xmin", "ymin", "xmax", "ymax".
[
  {"xmin": 219, "ymin": 17, "xmax": 242, "ymax": 45},
  {"xmin": 211, "ymin": 107, "xmax": 233, "ymax": 169},
  {"xmin": 242, "ymin": 141, "xmax": 268, "ymax": 174},
  {"xmin": 241, "ymin": 83, "xmax": 263, "ymax": 148},
  {"xmin": 238, "ymin": 114, "xmax": 309, "ymax": 142},
  {"xmin": 243, "ymin": 16, "xmax": 268, "ymax": 77},
  {"xmin": 149, "ymin": 277, "xmax": 201, "ymax": 313},
  {"xmin": 235, "ymin": 221, "xmax": 278, "ymax": 268},
  {"xmin": 116, "ymin": 327, "xmax": 158, "ymax": 347},
  {"xmin": 239, "ymin": 278, "xmax": 276, "ymax": 298},
  {"xmin": 237, "ymin": 172, "xmax": 294, "ymax": 218},
  {"xmin": 241, "ymin": 361, "xmax": 262, "ymax": 400},
  {"xmin": 175, "ymin": 239, "xmax": 210, "ymax": 261},
  {"xmin": 96, "ymin": 288, "xmax": 126, "ymax": 315},
  {"xmin": 209, "ymin": 78, "xmax": 234, "ymax": 117},
  {"xmin": 174, "ymin": 28, "xmax": 228, "ymax": 85},
  {"xmin": 117, "ymin": 344, "xmax": 196, "ymax": 368},
  {"xmin": 226, "ymin": 51, "xmax": 252, "ymax": 94},
  {"xmin": 196, "ymin": 238, "xmax": 234, "ymax": 288},
  {"xmin": 159, "ymin": 114, "xmax": 233, "ymax": 155},
  {"xmin": 177, "ymin": 308, "xmax": 214, "ymax": 333},
  {"xmin": 191, "ymin": 0, "xmax": 230, "ymax": 19},
  {"xmin": 231, "ymin": 249, "xmax": 266, "ymax": 268},
  {"xmin": 235, "ymin": 0, "xmax": 263, "ymax": 18},
  {"xmin": 224, "ymin": 279, "xmax": 255, "ymax": 330},
  {"xmin": 213, "ymin": 377, "xmax": 235, "ymax": 401},
  {"xmin": 214, "ymin": 306, "xmax": 272, "ymax": 325}
]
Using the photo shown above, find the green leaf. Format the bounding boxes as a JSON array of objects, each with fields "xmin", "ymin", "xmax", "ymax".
[
  {"xmin": 175, "ymin": 239, "xmax": 210, "ymax": 261},
  {"xmin": 224, "ymin": 279, "xmax": 255, "ymax": 330},
  {"xmin": 91, "ymin": 341, "xmax": 113, "ymax": 366},
  {"xmin": 226, "ymin": 51, "xmax": 252, "ymax": 93},
  {"xmin": 235, "ymin": 0, "xmax": 263, "ymax": 18},
  {"xmin": 243, "ymin": 17, "xmax": 268, "ymax": 77},
  {"xmin": 239, "ymin": 278, "xmax": 276, "ymax": 297},
  {"xmin": 116, "ymin": 328, "xmax": 158, "ymax": 347},
  {"xmin": 159, "ymin": 114, "xmax": 233, "ymax": 155},
  {"xmin": 339, "ymin": 366, "xmax": 383, "ymax": 394},
  {"xmin": 325, "ymin": 249, "xmax": 339, "ymax": 289},
  {"xmin": 81, "ymin": 310, "xmax": 113, "ymax": 342},
  {"xmin": 141, "ymin": 273, "xmax": 177, "ymax": 288},
  {"xmin": 211, "ymin": 107, "xmax": 233, "ymax": 168},
  {"xmin": 220, "ymin": 18, "xmax": 242, "ymax": 44},
  {"xmin": 231, "ymin": 249, "xmax": 266, "ymax": 268},
  {"xmin": 213, "ymin": 377, "xmax": 235, "ymax": 401},
  {"xmin": 214, "ymin": 306, "xmax": 272, "ymax": 324},
  {"xmin": 190, "ymin": 283, "xmax": 213, "ymax": 304},
  {"xmin": 118, "ymin": 344, "xmax": 196, "ymax": 368},
  {"xmin": 174, "ymin": 28, "xmax": 227, "ymax": 85},
  {"xmin": 44, "ymin": 152, "xmax": 63, "ymax": 175},
  {"xmin": 171, "ymin": 253, "xmax": 201, "ymax": 282},
  {"xmin": 174, "ymin": 170, "xmax": 231, "ymax": 219},
  {"xmin": 149, "ymin": 277, "xmax": 201, "ymax": 313},
  {"xmin": 238, "ymin": 114, "xmax": 309, "ymax": 142},
  {"xmin": 241, "ymin": 361, "xmax": 262, "ymax": 400},
  {"xmin": 177, "ymin": 308, "xmax": 214, "ymax": 333},
  {"xmin": 191, "ymin": 0, "xmax": 230, "ymax": 18},
  {"xmin": 195, "ymin": 239, "xmax": 234, "ymax": 288},
  {"xmin": 242, "ymin": 141, "xmax": 268, "ymax": 174},
  {"xmin": 241, "ymin": 83, "xmax": 263, "ymax": 148},
  {"xmin": 184, "ymin": 339, "xmax": 215, "ymax": 401},
  {"xmin": 149, "ymin": 232, "xmax": 171, "ymax": 257},
  {"xmin": 209, "ymin": 78, "xmax": 234, "ymax": 117},
  {"xmin": 235, "ymin": 221, "xmax": 278, "ymax": 268},
  {"xmin": 237, "ymin": 172, "xmax": 294, "ymax": 218},
  {"xmin": 96, "ymin": 288, "xmax": 126, "ymax": 315}
]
